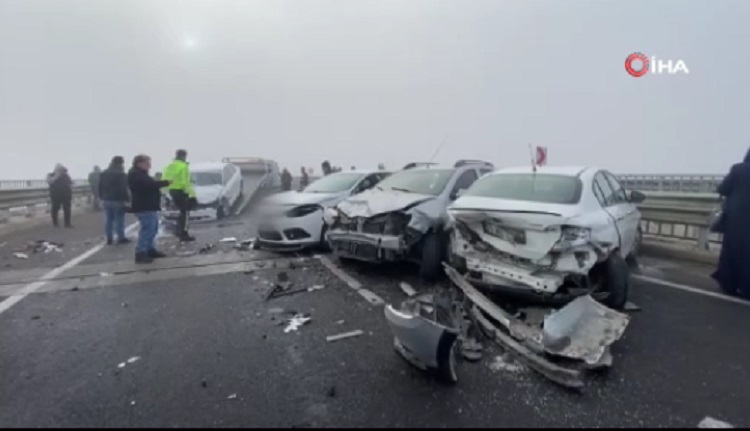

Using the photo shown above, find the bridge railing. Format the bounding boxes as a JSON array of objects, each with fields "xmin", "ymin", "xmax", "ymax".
[{"xmin": 617, "ymin": 174, "xmax": 724, "ymax": 193}]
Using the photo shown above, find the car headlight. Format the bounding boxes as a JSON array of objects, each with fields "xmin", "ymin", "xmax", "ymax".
[{"xmin": 287, "ymin": 204, "xmax": 322, "ymax": 218}]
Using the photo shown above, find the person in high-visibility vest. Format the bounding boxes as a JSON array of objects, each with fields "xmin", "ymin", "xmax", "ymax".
[{"xmin": 163, "ymin": 149, "xmax": 196, "ymax": 242}]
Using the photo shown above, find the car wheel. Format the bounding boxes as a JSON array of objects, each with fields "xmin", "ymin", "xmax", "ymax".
[
  {"xmin": 601, "ymin": 252, "xmax": 630, "ymax": 310},
  {"xmin": 216, "ymin": 199, "xmax": 229, "ymax": 220},
  {"xmin": 419, "ymin": 232, "xmax": 444, "ymax": 282}
]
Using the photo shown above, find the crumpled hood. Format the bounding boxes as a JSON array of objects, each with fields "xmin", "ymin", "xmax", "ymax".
[
  {"xmin": 264, "ymin": 191, "xmax": 344, "ymax": 207},
  {"xmin": 194, "ymin": 185, "xmax": 223, "ymax": 205},
  {"xmin": 337, "ymin": 189, "xmax": 435, "ymax": 218}
]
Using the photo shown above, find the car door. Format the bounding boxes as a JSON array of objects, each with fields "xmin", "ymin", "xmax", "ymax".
[
  {"xmin": 593, "ymin": 171, "xmax": 633, "ymax": 257},
  {"xmin": 603, "ymin": 171, "xmax": 640, "ymax": 256}
]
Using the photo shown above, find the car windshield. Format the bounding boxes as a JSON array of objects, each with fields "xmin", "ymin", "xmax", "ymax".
[
  {"xmin": 376, "ymin": 169, "xmax": 454, "ymax": 196},
  {"xmin": 191, "ymin": 171, "xmax": 223, "ymax": 186},
  {"xmin": 304, "ymin": 173, "xmax": 364, "ymax": 193},
  {"xmin": 464, "ymin": 173, "xmax": 583, "ymax": 204}
]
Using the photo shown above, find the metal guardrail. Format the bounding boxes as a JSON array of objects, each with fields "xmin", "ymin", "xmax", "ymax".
[
  {"xmin": 637, "ymin": 191, "xmax": 720, "ymax": 250},
  {"xmin": 617, "ymin": 174, "xmax": 724, "ymax": 193},
  {"xmin": 0, "ymin": 179, "xmax": 88, "ymax": 190},
  {"xmin": 0, "ymin": 185, "xmax": 91, "ymax": 212}
]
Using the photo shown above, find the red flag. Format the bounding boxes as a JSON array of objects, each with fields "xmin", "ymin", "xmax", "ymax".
[{"xmin": 535, "ymin": 146, "xmax": 548, "ymax": 167}]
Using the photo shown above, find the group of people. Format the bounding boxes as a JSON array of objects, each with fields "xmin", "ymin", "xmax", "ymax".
[
  {"xmin": 277, "ymin": 160, "xmax": 387, "ymax": 192},
  {"xmin": 49, "ymin": 150, "xmax": 199, "ymax": 264}
]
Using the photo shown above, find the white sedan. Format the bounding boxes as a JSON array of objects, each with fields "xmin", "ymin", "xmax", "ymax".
[
  {"xmin": 256, "ymin": 170, "xmax": 390, "ymax": 251},
  {"xmin": 447, "ymin": 166, "xmax": 646, "ymax": 310}
]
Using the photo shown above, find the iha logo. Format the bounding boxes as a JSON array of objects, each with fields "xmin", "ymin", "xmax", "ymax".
[{"xmin": 625, "ymin": 52, "xmax": 690, "ymax": 77}]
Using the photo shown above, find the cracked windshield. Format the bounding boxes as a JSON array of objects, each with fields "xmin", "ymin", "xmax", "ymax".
[{"xmin": 0, "ymin": 0, "xmax": 747, "ymax": 428}]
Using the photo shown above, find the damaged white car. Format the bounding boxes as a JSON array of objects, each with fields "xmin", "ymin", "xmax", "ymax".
[
  {"xmin": 447, "ymin": 166, "xmax": 646, "ymax": 309},
  {"xmin": 324, "ymin": 160, "xmax": 495, "ymax": 280}
]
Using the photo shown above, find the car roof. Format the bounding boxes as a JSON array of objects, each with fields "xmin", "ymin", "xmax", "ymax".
[
  {"xmin": 190, "ymin": 162, "xmax": 228, "ymax": 172},
  {"xmin": 490, "ymin": 165, "xmax": 595, "ymax": 177},
  {"xmin": 331, "ymin": 169, "xmax": 385, "ymax": 175}
]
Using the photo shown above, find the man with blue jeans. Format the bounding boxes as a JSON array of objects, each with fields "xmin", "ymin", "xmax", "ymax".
[
  {"xmin": 127, "ymin": 154, "xmax": 171, "ymax": 264},
  {"xmin": 99, "ymin": 156, "xmax": 131, "ymax": 245}
]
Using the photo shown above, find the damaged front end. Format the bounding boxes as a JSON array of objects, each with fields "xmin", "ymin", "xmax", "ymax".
[
  {"xmin": 449, "ymin": 209, "xmax": 614, "ymax": 298},
  {"xmin": 324, "ymin": 193, "xmax": 440, "ymax": 263}
]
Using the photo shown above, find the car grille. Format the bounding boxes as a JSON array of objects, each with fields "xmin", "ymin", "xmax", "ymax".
[{"xmin": 259, "ymin": 229, "xmax": 283, "ymax": 241}]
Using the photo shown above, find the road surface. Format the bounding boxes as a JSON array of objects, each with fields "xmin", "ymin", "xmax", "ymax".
[{"xmin": 0, "ymin": 207, "xmax": 746, "ymax": 428}]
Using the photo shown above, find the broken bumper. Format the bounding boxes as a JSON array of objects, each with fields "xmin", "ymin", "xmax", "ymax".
[
  {"xmin": 255, "ymin": 211, "xmax": 323, "ymax": 251},
  {"xmin": 463, "ymin": 256, "xmax": 564, "ymax": 294},
  {"xmin": 327, "ymin": 231, "xmax": 405, "ymax": 262}
]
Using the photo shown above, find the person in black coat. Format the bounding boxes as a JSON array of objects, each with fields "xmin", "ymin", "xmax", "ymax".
[
  {"xmin": 46, "ymin": 164, "xmax": 73, "ymax": 228},
  {"xmin": 128, "ymin": 154, "xmax": 171, "ymax": 264},
  {"xmin": 281, "ymin": 168, "xmax": 293, "ymax": 191},
  {"xmin": 713, "ymin": 148, "xmax": 750, "ymax": 299},
  {"xmin": 99, "ymin": 156, "xmax": 131, "ymax": 245}
]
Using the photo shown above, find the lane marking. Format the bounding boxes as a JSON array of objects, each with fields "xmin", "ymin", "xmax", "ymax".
[
  {"xmin": 316, "ymin": 255, "xmax": 384, "ymax": 306},
  {"xmin": 633, "ymin": 274, "xmax": 750, "ymax": 307},
  {"xmin": 0, "ymin": 223, "xmax": 138, "ymax": 315}
]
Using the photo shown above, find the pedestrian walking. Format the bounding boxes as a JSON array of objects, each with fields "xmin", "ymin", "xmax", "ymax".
[
  {"xmin": 163, "ymin": 149, "xmax": 196, "ymax": 242},
  {"xmin": 46, "ymin": 164, "xmax": 73, "ymax": 228},
  {"xmin": 88, "ymin": 165, "xmax": 102, "ymax": 211},
  {"xmin": 322, "ymin": 160, "xmax": 332, "ymax": 176},
  {"xmin": 99, "ymin": 156, "xmax": 131, "ymax": 245},
  {"xmin": 128, "ymin": 154, "xmax": 171, "ymax": 264},
  {"xmin": 300, "ymin": 167, "xmax": 310, "ymax": 190},
  {"xmin": 712, "ymin": 148, "xmax": 750, "ymax": 299},
  {"xmin": 281, "ymin": 168, "xmax": 293, "ymax": 191}
]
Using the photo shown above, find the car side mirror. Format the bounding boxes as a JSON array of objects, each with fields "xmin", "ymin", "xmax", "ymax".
[{"xmin": 629, "ymin": 190, "xmax": 646, "ymax": 204}]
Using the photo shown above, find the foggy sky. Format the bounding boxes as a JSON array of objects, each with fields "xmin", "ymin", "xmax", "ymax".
[{"xmin": 1, "ymin": 0, "xmax": 748, "ymax": 179}]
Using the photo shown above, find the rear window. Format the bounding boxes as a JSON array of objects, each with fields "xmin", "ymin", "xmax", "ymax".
[{"xmin": 464, "ymin": 174, "xmax": 582, "ymax": 204}]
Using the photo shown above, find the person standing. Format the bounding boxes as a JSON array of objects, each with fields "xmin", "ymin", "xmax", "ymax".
[
  {"xmin": 88, "ymin": 166, "xmax": 102, "ymax": 211},
  {"xmin": 281, "ymin": 168, "xmax": 293, "ymax": 191},
  {"xmin": 713, "ymin": 148, "xmax": 750, "ymax": 299},
  {"xmin": 322, "ymin": 160, "xmax": 332, "ymax": 176},
  {"xmin": 299, "ymin": 167, "xmax": 309, "ymax": 190},
  {"xmin": 99, "ymin": 156, "xmax": 130, "ymax": 245},
  {"xmin": 163, "ymin": 149, "xmax": 196, "ymax": 242},
  {"xmin": 46, "ymin": 164, "xmax": 73, "ymax": 228},
  {"xmin": 128, "ymin": 154, "xmax": 171, "ymax": 264}
]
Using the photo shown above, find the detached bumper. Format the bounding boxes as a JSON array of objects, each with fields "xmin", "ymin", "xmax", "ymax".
[{"xmin": 327, "ymin": 231, "xmax": 406, "ymax": 262}]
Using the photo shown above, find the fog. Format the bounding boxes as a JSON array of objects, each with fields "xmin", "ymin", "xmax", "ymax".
[{"xmin": 1, "ymin": 0, "xmax": 748, "ymax": 179}]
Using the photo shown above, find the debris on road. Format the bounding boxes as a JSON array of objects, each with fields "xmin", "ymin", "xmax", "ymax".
[
  {"xmin": 219, "ymin": 237, "xmax": 238, "ymax": 243},
  {"xmin": 201, "ymin": 380, "xmax": 208, "ymax": 388},
  {"xmin": 399, "ymin": 282, "xmax": 417, "ymax": 297},
  {"xmin": 13, "ymin": 252, "xmax": 29, "ymax": 259},
  {"xmin": 326, "ymin": 386, "xmax": 337, "ymax": 398},
  {"xmin": 100, "ymin": 272, "xmax": 112, "ymax": 277},
  {"xmin": 308, "ymin": 284, "xmax": 325, "ymax": 292},
  {"xmin": 268, "ymin": 308, "xmax": 286, "ymax": 315},
  {"xmin": 488, "ymin": 354, "xmax": 524, "ymax": 374},
  {"xmin": 461, "ymin": 338, "xmax": 483, "ymax": 362},
  {"xmin": 234, "ymin": 238, "xmax": 255, "ymax": 251},
  {"xmin": 199, "ymin": 244, "xmax": 215, "ymax": 254},
  {"xmin": 624, "ymin": 301, "xmax": 642, "ymax": 312},
  {"xmin": 326, "ymin": 330, "xmax": 365, "ymax": 343},
  {"xmin": 699, "ymin": 417, "xmax": 735, "ymax": 429},
  {"xmin": 30, "ymin": 315, "xmax": 41, "ymax": 320},
  {"xmin": 176, "ymin": 250, "xmax": 198, "ymax": 257},
  {"xmin": 117, "ymin": 356, "xmax": 141, "ymax": 369},
  {"xmin": 227, "ymin": 394, "xmax": 238, "ymax": 400},
  {"xmin": 284, "ymin": 314, "xmax": 312, "ymax": 334}
]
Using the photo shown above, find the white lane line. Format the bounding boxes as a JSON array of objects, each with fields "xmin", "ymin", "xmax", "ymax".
[
  {"xmin": 0, "ymin": 223, "xmax": 138, "ymax": 315},
  {"xmin": 316, "ymin": 255, "xmax": 385, "ymax": 306},
  {"xmin": 633, "ymin": 274, "xmax": 750, "ymax": 307}
]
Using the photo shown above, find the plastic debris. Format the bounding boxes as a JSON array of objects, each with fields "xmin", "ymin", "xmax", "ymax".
[
  {"xmin": 699, "ymin": 417, "xmax": 734, "ymax": 429},
  {"xmin": 13, "ymin": 252, "xmax": 29, "ymax": 259},
  {"xmin": 127, "ymin": 356, "xmax": 141, "ymax": 364},
  {"xmin": 284, "ymin": 314, "xmax": 312, "ymax": 333},
  {"xmin": 624, "ymin": 301, "xmax": 641, "ymax": 312},
  {"xmin": 235, "ymin": 238, "xmax": 255, "ymax": 251},
  {"xmin": 219, "ymin": 237, "xmax": 238, "ymax": 243},
  {"xmin": 488, "ymin": 354, "xmax": 524, "ymax": 373},
  {"xmin": 326, "ymin": 330, "xmax": 365, "ymax": 343},
  {"xmin": 308, "ymin": 285, "xmax": 325, "ymax": 292},
  {"xmin": 399, "ymin": 282, "xmax": 417, "ymax": 297},
  {"xmin": 227, "ymin": 394, "xmax": 238, "ymax": 400},
  {"xmin": 27, "ymin": 240, "xmax": 63, "ymax": 254},
  {"xmin": 100, "ymin": 272, "xmax": 112, "ymax": 277}
]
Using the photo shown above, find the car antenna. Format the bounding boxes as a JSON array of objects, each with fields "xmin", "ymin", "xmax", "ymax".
[{"xmin": 427, "ymin": 134, "xmax": 450, "ymax": 167}]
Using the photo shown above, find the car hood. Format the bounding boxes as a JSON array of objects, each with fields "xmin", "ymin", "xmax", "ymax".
[
  {"xmin": 194, "ymin": 185, "xmax": 223, "ymax": 205},
  {"xmin": 264, "ymin": 191, "xmax": 345, "ymax": 207},
  {"xmin": 336, "ymin": 189, "xmax": 435, "ymax": 218}
]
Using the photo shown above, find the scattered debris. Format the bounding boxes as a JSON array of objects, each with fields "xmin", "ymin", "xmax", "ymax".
[
  {"xmin": 100, "ymin": 272, "xmax": 112, "ymax": 277},
  {"xmin": 699, "ymin": 417, "xmax": 734, "ymax": 429},
  {"xmin": 176, "ymin": 250, "xmax": 197, "ymax": 257},
  {"xmin": 308, "ymin": 285, "xmax": 325, "ymax": 292},
  {"xmin": 235, "ymin": 238, "xmax": 255, "ymax": 251},
  {"xmin": 488, "ymin": 354, "xmax": 524, "ymax": 374},
  {"xmin": 335, "ymin": 320, "xmax": 345, "ymax": 325},
  {"xmin": 13, "ymin": 252, "xmax": 29, "ymax": 260},
  {"xmin": 219, "ymin": 237, "xmax": 238, "ymax": 243},
  {"xmin": 399, "ymin": 282, "xmax": 417, "ymax": 297},
  {"xmin": 244, "ymin": 269, "xmax": 255, "ymax": 275},
  {"xmin": 284, "ymin": 314, "xmax": 312, "ymax": 333},
  {"xmin": 461, "ymin": 338, "xmax": 484, "ymax": 362},
  {"xmin": 121, "ymin": 302, "xmax": 129, "ymax": 308},
  {"xmin": 268, "ymin": 308, "xmax": 286, "ymax": 315},
  {"xmin": 227, "ymin": 394, "xmax": 238, "ymax": 400},
  {"xmin": 127, "ymin": 356, "xmax": 141, "ymax": 364},
  {"xmin": 26, "ymin": 240, "xmax": 64, "ymax": 254},
  {"xmin": 70, "ymin": 287, "xmax": 80, "ymax": 292},
  {"xmin": 31, "ymin": 315, "xmax": 41, "ymax": 320},
  {"xmin": 624, "ymin": 301, "xmax": 641, "ymax": 312},
  {"xmin": 201, "ymin": 380, "xmax": 208, "ymax": 389},
  {"xmin": 199, "ymin": 244, "xmax": 214, "ymax": 254},
  {"xmin": 326, "ymin": 386, "xmax": 337, "ymax": 398},
  {"xmin": 326, "ymin": 330, "xmax": 365, "ymax": 343}
]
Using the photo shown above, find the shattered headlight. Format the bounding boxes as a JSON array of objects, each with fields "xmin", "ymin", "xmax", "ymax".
[{"xmin": 323, "ymin": 207, "xmax": 339, "ymax": 225}]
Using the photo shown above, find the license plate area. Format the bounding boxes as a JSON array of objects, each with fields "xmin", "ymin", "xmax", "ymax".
[{"xmin": 483, "ymin": 221, "xmax": 527, "ymax": 245}]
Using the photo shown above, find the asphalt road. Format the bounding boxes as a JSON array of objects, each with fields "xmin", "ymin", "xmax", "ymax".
[{"xmin": 0, "ymin": 208, "xmax": 747, "ymax": 428}]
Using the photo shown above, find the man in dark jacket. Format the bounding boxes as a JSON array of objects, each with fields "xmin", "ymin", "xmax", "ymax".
[
  {"xmin": 321, "ymin": 160, "xmax": 332, "ymax": 176},
  {"xmin": 281, "ymin": 168, "xmax": 293, "ymax": 191},
  {"xmin": 128, "ymin": 154, "xmax": 171, "ymax": 264},
  {"xmin": 713, "ymin": 148, "xmax": 750, "ymax": 299},
  {"xmin": 46, "ymin": 164, "xmax": 73, "ymax": 228},
  {"xmin": 299, "ymin": 167, "xmax": 309, "ymax": 191},
  {"xmin": 99, "ymin": 156, "xmax": 130, "ymax": 245}
]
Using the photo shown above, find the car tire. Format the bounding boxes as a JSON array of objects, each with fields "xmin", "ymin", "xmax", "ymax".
[
  {"xmin": 217, "ymin": 199, "xmax": 229, "ymax": 220},
  {"xmin": 420, "ymin": 232, "xmax": 444, "ymax": 282},
  {"xmin": 601, "ymin": 252, "xmax": 630, "ymax": 310}
]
